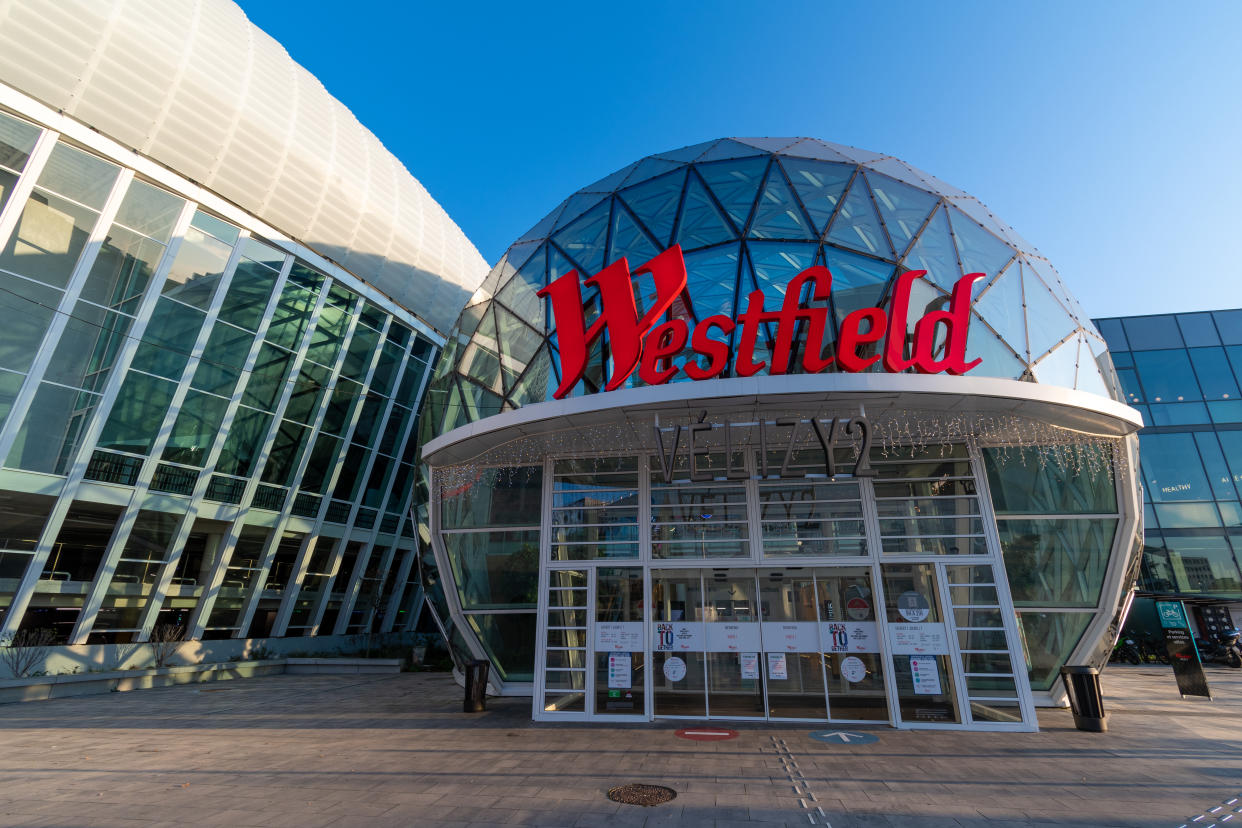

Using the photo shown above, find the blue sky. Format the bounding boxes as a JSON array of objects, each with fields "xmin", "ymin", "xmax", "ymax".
[{"xmin": 239, "ymin": 0, "xmax": 1241, "ymax": 319}]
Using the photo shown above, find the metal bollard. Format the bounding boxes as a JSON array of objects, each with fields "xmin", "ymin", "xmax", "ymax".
[
  {"xmin": 463, "ymin": 659, "xmax": 490, "ymax": 712},
  {"xmin": 1060, "ymin": 665, "xmax": 1107, "ymax": 732}
]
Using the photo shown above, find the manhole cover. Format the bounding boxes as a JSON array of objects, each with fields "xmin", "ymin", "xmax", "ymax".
[{"xmin": 607, "ymin": 784, "xmax": 677, "ymax": 807}]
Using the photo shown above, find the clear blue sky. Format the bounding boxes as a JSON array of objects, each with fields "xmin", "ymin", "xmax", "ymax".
[{"xmin": 239, "ymin": 0, "xmax": 1241, "ymax": 319}]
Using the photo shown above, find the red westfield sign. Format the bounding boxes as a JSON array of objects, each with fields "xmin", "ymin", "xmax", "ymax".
[{"xmin": 538, "ymin": 245, "xmax": 982, "ymax": 400}]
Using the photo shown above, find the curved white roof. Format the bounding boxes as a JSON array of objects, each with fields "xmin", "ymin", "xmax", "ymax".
[{"xmin": 0, "ymin": 0, "xmax": 488, "ymax": 335}]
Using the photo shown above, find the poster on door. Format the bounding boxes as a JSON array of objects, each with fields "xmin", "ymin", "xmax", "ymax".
[
  {"xmin": 595, "ymin": 622, "xmax": 643, "ymax": 652},
  {"xmin": 740, "ymin": 652, "xmax": 760, "ymax": 680},
  {"xmin": 706, "ymin": 622, "xmax": 761, "ymax": 652},
  {"xmin": 767, "ymin": 652, "xmax": 788, "ymax": 680},
  {"xmin": 760, "ymin": 622, "xmax": 818, "ymax": 652},
  {"xmin": 822, "ymin": 621, "xmax": 880, "ymax": 653},
  {"xmin": 653, "ymin": 621, "xmax": 703, "ymax": 652},
  {"xmin": 889, "ymin": 623, "xmax": 949, "ymax": 655},
  {"xmin": 910, "ymin": 656, "xmax": 942, "ymax": 695},
  {"xmin": 608, "ymin": 653, "xmax": 632, "ymax": 689}
]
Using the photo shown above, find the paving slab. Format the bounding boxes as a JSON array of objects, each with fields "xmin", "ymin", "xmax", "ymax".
[{"xmin": 0, "ymin": 664, "xmax": 1237, "ymax": 826}]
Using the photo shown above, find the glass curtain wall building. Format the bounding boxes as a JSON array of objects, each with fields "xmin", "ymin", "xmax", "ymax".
[
  {"xmin": 1093, "ymin": 310, "xmax": 1242, "ymax": 634},
  {"xmin": 420, "ymin": 138, "xmax": 1145, "ymax": 730},
  {"xmin": 0, "ymin": 1, "xmax": 489, "ymax": 657}
]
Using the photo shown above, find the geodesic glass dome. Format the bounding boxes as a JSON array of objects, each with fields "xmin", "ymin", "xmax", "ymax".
[{"xmin": 423, "ymin": 137, "xmax": 1120, "ymax": 438}]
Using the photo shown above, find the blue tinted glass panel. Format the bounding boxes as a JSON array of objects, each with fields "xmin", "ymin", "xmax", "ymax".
[
  {"xmin": 1154, "ymin": 503, "xmax": 1221, "ymax": 529},
  {"xmin": 1145, "ymin": 403, "xmax": 1210, "ymax": 426},
  {"xmin": 1209, "ymin": 400, "xmax": 1242, "ymax": 424},
  {"xmin": 1121, "ymin": 316, "xmax": 1182, "ymax": 350},
  {"xmin": 1214, "ymin": 310, "xmax": 1242, "ymax": 345},
  {"xmin": 1132, "ymin": 349, "xmax": 1200, "ymax": 402},
  {"xmin": 1189, "ymin": 347, "xmax": 1239, "ymax": 400},
  {"xmin": 1163, "ymin": 534, "xmax": 1241, "ymax": 594},
  {"xmin": 1215, "ymin": 432, "xmax": 1242, "ymax": 492},
  {"xmin": 1094, "ymin": 318, "xmax": 1128, "ymax": 351},
  {"xmin": 1110, "ymin": 350, "xmax": 1133, "ymax": 369},
  {"xmin": 1139, "ymin": 433, "xmax": 1211, "ymax": 502},
  {"xmin": 1177, "ymin": 313, "xmax": 1220, "ymax": 346},
  {"xmin": 1193, "ymin": 432, "xmax": 1238, "ymax": 501}
]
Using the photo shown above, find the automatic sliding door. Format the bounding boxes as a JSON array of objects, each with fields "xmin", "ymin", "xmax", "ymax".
[
  {"xmin": 881, "ymin": 563, "xmax": 960, "ymax": 725},
  {"xmin": 816, "ymin": 567, "xmax": 888, "ymax": 721},
  {"xmin": 593, "ymin": 567, "xmax": 645, "ymax": 717},
  {"xmin": 704, "ymin": 569, "xmax": 762, "ymax": 718},
  {"xmin": 759, "ymin": 569, "xmax": 825, "ymax": 719},
  {"xmin": 652, "ymin": 569, "xmax": 707, "ymax": 716}
]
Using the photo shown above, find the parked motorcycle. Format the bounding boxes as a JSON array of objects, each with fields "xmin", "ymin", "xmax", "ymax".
[
  {"xmin": 1111, "ymin": 637, "xmax": 1143, "ymax": 665},
  {"xmin": 1196, "ymin": 628, "xmax": 1242, "ymax": 668}
]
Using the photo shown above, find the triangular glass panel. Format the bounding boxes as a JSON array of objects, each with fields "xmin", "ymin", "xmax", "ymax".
[
  {"xmin": 826, "ymin": 177, "xmax": 893, "ymax": 258},
  {"xmin": 863, "ymin": 158, "xmax": 929, "ymax": 190},
  {"xmin": 675, "ymin": 172, "xmax": 736, "ymax": 249},
  {"xmin": 474, "ymin": 257, "xmax": 513, "ymax": 303},
  {"xmin": 972, "ymin": 261, "xmax": 1028, "ymax": 360},
  {"xmin": 495, "ymin": 243, "xmax": 546, "ymax": 321},
  {"xmin": 750, "ymin": 165, "xmax": 816, "ymax": 240},
  {"xmin": 963, "ymin": 314, "xmax": 1027, "ymax": 381},
  {"xmin": 946, "ymin": 195, "xmax": 1009, "ymax": 241},
  {"xmin": 458, "ymin": 376, "xmax": 504, "ymax": 422},
  {"xmin": 1031, "ymin": 334, "xmax": 1081, "ymax": 389},
  {"xmin": 507, "ymin": 343, "xmax": 554, "ymax": 408},
  {"xmin": 515, "ymin": 201, "xmax": 567, "ymax": 244},
  {"xmin": 866, "ymin": 171, "xmax": 938, "ymax": 258},
  {"xmin": 832, "ymin": 145, "xmax": 888, "ymax": 165},
  {"xmin": 453, "ymin": 301, "xmax": 487, "ymax": 345},
  {"xmin": 697, "ymin": 139, "xmax": 769, "ymax": 162},
  {"xmin": 619, "ymin": 156, "xmax": 684, "ymax": 188},
  {"xmin": 901, "ymin": 205, "xmax": 961, "ymax": 292},
  {"xmin": 494, "ymin": 304, "xmax": 544, "ymax": 386},
  {"xmin": 749, "ymin": 241, "xmax": 816, "ymax": 299},
  {"xmin": 697, "ymin": 157, "xmax": 768, "ymax": 230},
  {"xmin": 782, "ymin": 139, "xmax": 853, "ymax": 163},
  {"xmin": 461, "ymin": 307, "xmax": 503, "ymax": 394},
  {"xmin": 948, "ymin": 205, "xmax": 1015, "ymax": 284},
  {"xmin": 501, "ymin": 239, "xmax": 543, "ymax": 276},
  {"xmin": 1023, "ymin": 263, "xmax": 1079, "ymax": 361},
  {"xmin": 683, "ymin": 243, "xmax": 741, "ymax": 320},
  {"xmin": 732, "ymin": 137, "xmax": 802, "ymax": 153},
  {"xmin": 780, "ymin": 158, "xmax": 853, "ymax": 234},
  {"xmin": 1026, "ymin": 256, "xmax": 1089, "ymax": 325},
  {"xmin": 552, "ymin": 199, "xmax": 610, "ymax": 276},
  {"xmin": 911, "ymin": 166, "xmax": 970, "ymax": 200},
  {"xmin": 1081, "ymin": 333, "xmax": 1122, "ymax": 400},
  {"xmin": 618, "ymin": 168, "xmax": 686, "ymax": 248},
  {"xmin": 554, "ymin": 192, "xmax": 608, "ymax": 233},
  {"xmin": 824, "ymin": 247, "xmax": 894, "ymax": 326},
  {"xmin": 607, "ymin": 204, "xmax": 660, "ymax": 269},
  {"xmin": 582, "ymin": 161, "xmax": 640, "ymax": 193},
  {"xmin": 441, "ymin": 379, "xmax": 471, "ymax": 432},
  {"xmin": 655, "ymin": 140, "xmax": 719, "ymax": 163}
]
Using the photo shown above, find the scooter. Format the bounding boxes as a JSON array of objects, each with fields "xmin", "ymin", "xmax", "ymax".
[{"xmin": 1196, "ymin": 629, "xmax": 1242, "ymax": 668}]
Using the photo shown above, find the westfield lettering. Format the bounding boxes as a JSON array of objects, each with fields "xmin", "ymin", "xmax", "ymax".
[{"xmin": 538, "ymin": 245, "xmax": 982, "ymax": 400}]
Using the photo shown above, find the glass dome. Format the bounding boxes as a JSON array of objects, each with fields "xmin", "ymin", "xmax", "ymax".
[{"xmin": 424, "ymin": 137, "xmax": 1119, "ymax": 438}]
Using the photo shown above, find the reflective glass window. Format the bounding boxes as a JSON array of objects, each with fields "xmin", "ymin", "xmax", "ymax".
[
  {"xmin": 0, "ymin": 369, "xmax": 23, "ymax": 432},
  {"xmin": 1121, "ymin": 315, "xmax": 1182, "ymax": 350},
  {"xmin": 466, "ymin": 613, "xmax": 536, "ymax": 682},
  {"xmin": 0, "ymin": 112, "xmax": 39, "ymax": 215},
  {"xmin": 217, "ymin": 258, "xmax": 278, "ymax": 331},
  {"xmin": 241, "ymin": 343, "xmax": 293, "ymax": 411},
  {"xmin": 350, "ymin": 394, "xmax": 386, "ymax": 448},
  {"xmin": 0, "ymin": 271, "xmax": 59, "ymax": 373},
  {"xmin": 1193, "ymin": 432, "xmax": 1239, "ymax": 501},
  {"xmin": 260, "ymin": 419, "xmax": 308, "ymax": 486},
  {"xmin": 1189, "ymin": 347, "xmax": 1239, "ymax": 400},
  {"xmin": 1162, "ymin": 534, "xmax": 1242, "ymax": 593},
  {"xmin": 5, "ymin": 382, "xmax": 99, "ymax": 473},
  {"xmin": 1132, "ymin": 349, "xmax": 1200, "ymax": 403},
  {"xmin": 1177, "ymin": 313, "xmax": 1220, "ymax": 347},
  {"xmin": 306, "ymin": 301, "xmax": 349, "ymax": 366},
  {"xmin": 97, "ymin": 371, "xmax": 177, "ymax": 456},
  {"xmin": 191, "ymin": 322, "xmax": 253, "ymax": 397},
  {"xmin": 1017, "ymin": 612, "xmax": 1092, "ymax": 691},
  {"xmin": 997, "ymin": 518, "xmax": 1116, "ymax": 606},
  {"xmin": 320, "ymin": 379, "xmax": 361, "ymax": 435},
  {"xmin": 1145, "ymin": 403, "xmax": 1210, "ymax": 426},
  {"xmin": 162, "ymin": 390, "xmax": 230, "ymax": 467},
  {"xmin": 443, "ymin": 530, "xmax": 540, "ymax": 609},
  {"xmin": 982, "ymin": 446, "xmax": 1117, "ymax": 514},
  {"xmin": 129, "ymin": 298, "xmax": 204, "ymax": 379},
  {"xmin": 331, "ymin": 444, "xmax": 368, "ymax": 502},
  {"xmin": 1094, "ymin": 318, "xmax": 1127, "ymax": 351},
  {"xmin": 1215, "ymin": 310, "xmax": 1242, "ymax": 346},
  {"xmin": 283, "ymin": 362, "xmax": 329, "ymax": 425},
  {"xmin": 340, "ymin": 324, "xmax": 379, "ymax": 380},
  {"xmin": 42, "ymin": 501, "xmax": 123, "ymax": 588},
  {"xmin": 43, "ymin": 300, "xmax": 130, "ymax": 392},
  {"xmin": 1140, "ymin": 433, "xmax": 1212, "ymax": 502},
  {"xmin": 162, "ymin": 224, "xmax": 232, "ymax": 309},
  {"xmin": 298, "ymin": 433, "xmax": 341, "ymax": 494},
  {"xmin": 265, "ymin": 281, "xmax": 315, "ymax": 350},
  {"xmin": 215, "ymin": 405, "xmax": 272, "ymax": 477},
  {"xmin": 82, "ymin": 186, "xmax": 181, "ymax": 312}
]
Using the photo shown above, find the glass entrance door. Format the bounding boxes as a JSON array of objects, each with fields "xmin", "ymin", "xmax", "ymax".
[{"xmin": 592, "ymin": 567, "xmax": 645, "ymax": 718}]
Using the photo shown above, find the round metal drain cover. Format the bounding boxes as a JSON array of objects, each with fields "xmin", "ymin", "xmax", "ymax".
[{"xmin": 607, "ymin": 784, "xmax": 677, "ymax": 807}]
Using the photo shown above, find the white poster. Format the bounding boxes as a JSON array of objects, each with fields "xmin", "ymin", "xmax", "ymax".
[
  {"xmin": 706, "ymin": 622, "xmax": 761, "ymax": 652},
  {"xmin": 740, "ymin": 652, "xmax": 760, "ymax": 679},
  {"xmin": 663, "ymin": 655, "xmax": 687, "ymax": 682},
  {"xmin": 822, "ymin": 621, "xmax": 880, "ymax": 653},
  {"xmin": 767, "ymin": 652, "xmax": 788, "ymax": 680},
  {"xmin": 595, "ymin": 622, "xmax": 643, "ymax": 652},
  {"xmin": 840, "ymin": 655, "xmax": 867, "ymax": 683},
  {"xmin": 889, "ymin": 623, "xmax": 950, "ymax": 655},
  {"xmin": 910, "ymin": 656, "xmax": 942, "ymax": 695},
  {"xmin": 608, "ymin": 653, "xmax": 632, "ymax": 689},
  {"xmin": 653, "ymin": 621, "xmax": 704, "ymax": 652},
  {"xmin": 760, "ymin": 622, "xmax": 819, "ymax": 652}
]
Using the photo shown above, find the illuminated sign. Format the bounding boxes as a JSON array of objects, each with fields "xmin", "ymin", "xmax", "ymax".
[{"xmin": 538, "ymin": 245, "xmax": 983, "ymax": 400}]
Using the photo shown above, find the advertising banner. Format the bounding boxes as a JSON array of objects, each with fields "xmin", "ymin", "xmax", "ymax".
[
  {"xmin": 1155, "ymin": 600, "xmax": 1211, "ymax": 699},
  {"xmin": 706, "ymin": 622, "xmax": 761, "ymax": 652},
  {"xmin": 653, "ymin": 621, "xmax": 703, "ymax": 652},
  {"xmin": 760, "ymin": 622, "xmax": 819, "ymax": 652},
  {"xmin": 822, "ymin": 621, "xmax": 881, "ymax": 653}
]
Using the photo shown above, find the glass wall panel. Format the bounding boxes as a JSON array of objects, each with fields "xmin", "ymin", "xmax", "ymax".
[
  {"xmin": 129, "ymin": 298, "xmax": 205, "ymax": 379},
  {"xmin": 443, "ymin": 530, "xmax": 540, "ymax": 609},
  {"xmin": 997, "ymin": 518, "xmax": 1117, "ymax": 606},
  {"xmin": 0, "ymin": 491, "xmax": 55, "ymax": 594},
  {"xmin": 97, "ymin": 371, "xmax": 177, "ymax": 455},
  {"xmin": 260, "ymin": 420, "xmax": 308, "ymax": 486},
  {"xmin": 1121, "ymin": 315, "xmax": 1182, "ymax": 350},
  {"xmin": 215, "ymin": 405, "xmax": 272, "ymax": 477},
  {"xmin": 162, "ymin": 391, "xmax": 230, "ymax": 467},
  {"xmin": 241, "ymin": 343, "xmax": 293, "ymax": 411},
  {"xmin": 41, "ymin": 501, "xmax": 122, "ymax": 584},
  {"xmin": 6, "ymin": 382, "xmax": 99, "ymax": 473},
  {"xmin": 1189, "ymin": 347, "xmax": 1240, "ymax": 400},
  {"xmin": 467, "ymin": 613, "xmax": 537, "ymax": 682},
  {"xmin": 298, "ymin": 434, "xmax": 341, "ymax": 495},
  {"xmin": 1133, "ymin": 349, "xmax": 1200, "ymax": 402},
  {"xmin": 441, "ymin": 465, "xmax": 543, "ymax": 529},
  {"xmin": 881, "ymin": 562, "xmax": 959, "ymax": 724},
  {"xmin": 266, "ymin": 281, "xmax": 315, "ymax": 350},
  {"xmin": 0, "ymin": 271, "xmax": 59, "ymax": 373},
  {"xmin": 983, "ymin": 446, "xmax": 1117, "ymax": 514},
  {"xmin": 652, "ymin": 568, "xmax": 707, "ymax": 716},
  {"xmin": 217, "ymin": 258, "xmax": 278, "ymax": 331},
  {"xmin": 44, "ymin": 301, "xmax": 129, "ymax": 392},
  {"xmin": 161, "ymin": 224, "xmax": 232, "ymax": 309},
  {"xmin": 0, "ymin": 112, "xmax": 40, "ymax": 214},
  {"xmin": 320, "ymin": 379, "xmax": 361, "ymax": 435},
  {"xmin": 341, "ymin": 324, "xmax": 380, "ymax": 380},
  {"xmin": 1140, "ymin": 433, "xmax": 1212, "ymax": 502},
  {"xmin": 1162, "ymin": 534, "xmax": 1242, "ymax": 594},
  {"xmin": 306, "ymin": 301, "xmax": 350, "ymax": 366},
  {"xmin": 191, "ymin": 322, "xmax": 253, "ymax": 397},
  {"xmin": 283, "ymin": 363, "xmax": 329, "ymax": 424}
]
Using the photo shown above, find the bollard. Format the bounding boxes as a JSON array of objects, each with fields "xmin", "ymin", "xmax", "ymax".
[
  {"xmin": 463, "ymin": 659, "xmax": 490, "ymax": 712},
  {"xmin": 1060, "ymin": 665, "xmax": 1107, "ymax": 732}
]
